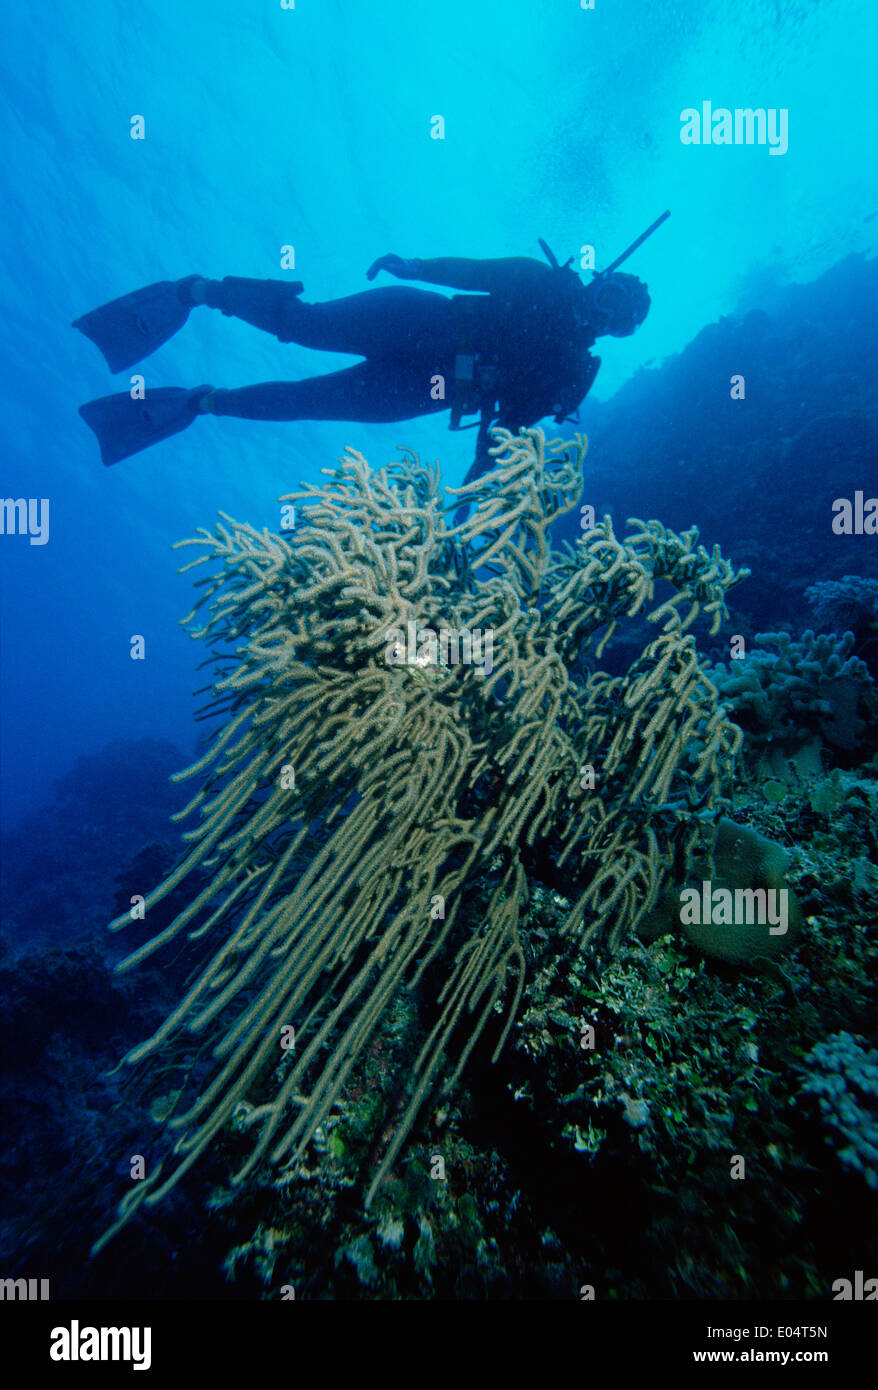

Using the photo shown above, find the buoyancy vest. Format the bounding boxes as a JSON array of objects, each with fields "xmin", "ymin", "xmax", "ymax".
[{"xmin": 449, "ymin": 265, "xmax": 600, "ymax": 431}]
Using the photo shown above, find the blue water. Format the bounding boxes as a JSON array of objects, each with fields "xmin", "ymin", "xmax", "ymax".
[{"xmin": 1, "ymin": 0, "xmax": 875, "ymax": 827}]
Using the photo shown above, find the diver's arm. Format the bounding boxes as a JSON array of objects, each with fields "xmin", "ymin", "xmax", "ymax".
[
  {"xmin": 412, "ymin": 256, "xmax": 552, "ymax": 294},
  {"xmin": 366, "ymin": 252, "xmax": 551, "ymax": 293}
]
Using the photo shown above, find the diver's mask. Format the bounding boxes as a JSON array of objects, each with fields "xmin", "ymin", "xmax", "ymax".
[{"xmin": 579, "ymin": 272, "xmax": 651, "ymax": 338}]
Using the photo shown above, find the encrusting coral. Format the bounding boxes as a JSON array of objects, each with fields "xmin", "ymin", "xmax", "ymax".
[{"xmin": 95, "ymin": 427, "xmax": 749, "ymax": 1250}]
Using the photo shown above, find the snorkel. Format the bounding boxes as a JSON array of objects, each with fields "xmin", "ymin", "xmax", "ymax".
[
  {"xmin": 538, "ymin": 211, "xmax": 670, "ymax": 421},
  {"xmin": 538, "ymin": 208, "xmax": 671, "ymax": 280}
]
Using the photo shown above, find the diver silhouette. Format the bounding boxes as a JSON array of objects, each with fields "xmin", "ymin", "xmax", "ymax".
[{"xmin": 74, "ymin": 222, "xmax": 665, "ymax": 481}]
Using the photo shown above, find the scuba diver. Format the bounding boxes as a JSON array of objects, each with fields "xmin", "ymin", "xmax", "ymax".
[{"xmin": 74, "ymin": 213, "xmax": 668, "ymax": 483}]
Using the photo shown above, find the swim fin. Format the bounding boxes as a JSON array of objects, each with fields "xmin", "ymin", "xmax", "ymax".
[
  {"xmin": 78, "ymin": 386, "xmax": 211, "ymax": 466},
  {"xmin": 72, "ymin": 280, "xmax": 194, "ymax": 373}
]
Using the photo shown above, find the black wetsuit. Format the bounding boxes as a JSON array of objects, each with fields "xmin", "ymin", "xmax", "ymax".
[{"xmin": 205, "ymin": 258, "xmax": 599, "ymax": 480}]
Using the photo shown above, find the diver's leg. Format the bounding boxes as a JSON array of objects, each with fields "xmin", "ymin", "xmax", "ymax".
[
  {"xmin": 195, "ymin": 278, "xmax": 304, "ymax": 339},
  {"xmin": 201, "ymin": 358, "xmax": 451, "ymax": 423},
  {"xmin": 199, "ymin": 278, "xmax": 455, "ymax": 359}
]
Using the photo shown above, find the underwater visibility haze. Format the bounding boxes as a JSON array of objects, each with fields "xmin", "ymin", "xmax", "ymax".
[{"xmin": 1, "ymin": 0, "xmax": 877, "ymax": 1321}]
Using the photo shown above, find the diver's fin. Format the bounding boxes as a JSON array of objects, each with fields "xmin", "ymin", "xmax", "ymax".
[
  {"xmin": 78, "ymin": 386, "xmax": 210, "ymax": 466},
  {"xmin": 72, "ymin": 281, "xmax": 193, "ymax": 373}
]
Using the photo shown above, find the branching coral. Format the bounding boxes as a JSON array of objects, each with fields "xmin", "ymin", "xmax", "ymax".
[
  {"xmin": 805, "ymin": 575, "xmax": 878, "ymax": 639},
  {"xmin": 95, "ymin": 427, "xmax": 748, "ymax": 1249},
  {"xmin": 710, "ymin": 629, "xmax": 877, "ymax": 760},
  {"xmin": 805, "ymin": 575, "xmax": 878, "ymax": 676}
]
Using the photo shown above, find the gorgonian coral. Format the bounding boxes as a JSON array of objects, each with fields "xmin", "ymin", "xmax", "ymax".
[{"xmin": 96, "ymin": 428, "xmax": 748, "ymax": 1248}]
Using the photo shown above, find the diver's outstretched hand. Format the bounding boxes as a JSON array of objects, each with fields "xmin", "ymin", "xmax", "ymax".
[{"xmin": 366, "ymin": 253, "xmax": 422, "ymax": 281}]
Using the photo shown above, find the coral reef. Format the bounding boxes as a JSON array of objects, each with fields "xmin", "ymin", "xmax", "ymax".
[
  {"xmin": 805, "ymin": 575, "xmax": 878, "ymax": 677},
  {"xmin": 0, "ymin": 938, "xmax": 227, "ymax": 1299},
  {"xmin": 553, "ymin": 255, "xmax": 878, "ymax": 631},
  {"xmin": 709, "ymin": 630, "xmax": 878, "ymax": 773},
  {"xmin": 797, "ymin": 1033, "xmax": 878, "ymax": 1190},
  {"xmin": 3, "ymin": 637, "xmax": 875, "ymax": 1299},
  {"xmin": 96, "ymin": 428, "xmax": 749, "ymax": 1248},
  {"xmin": 195, "ymin": 750, "xmax": 877, "ymax": 1299},
  {"xmin": 0, "ymin": 738, "xmax": 188, "ymax": 948}
]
